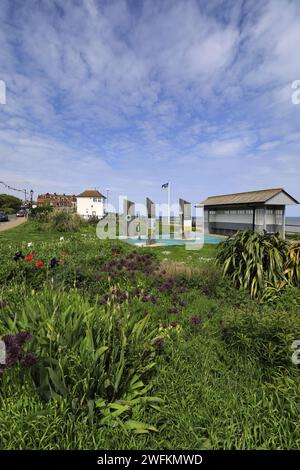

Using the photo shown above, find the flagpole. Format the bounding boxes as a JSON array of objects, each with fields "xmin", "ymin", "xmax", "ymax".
[{"xmin": 167, "ymin": 181, "xmax": 170, "ymax": 225}]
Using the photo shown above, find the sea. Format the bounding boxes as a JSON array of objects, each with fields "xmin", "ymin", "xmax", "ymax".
[{"xmin": 286, "ymin": 217, "xmax": 300, "ymax": 233}]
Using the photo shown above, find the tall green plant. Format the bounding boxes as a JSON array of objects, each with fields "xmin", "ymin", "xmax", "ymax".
[
  {"xmin": 47, "ymin": 210, "xmax": 82, "ymax": 232},
  {"xmin": 216, "ymin": 230, "xmax": 287, "ymax": 298},
  {"xmin": 2, "ymin": 289, "xmax": 160, "ymax": 415}
]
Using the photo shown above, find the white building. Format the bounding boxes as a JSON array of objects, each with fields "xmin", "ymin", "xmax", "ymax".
[
  {"xmin": 76, "ymin": 189, "xmax": 106, "ymax": 220},
  {"xmin": 198, "ymin": 188, "xmax": 299, "ymax": 238}
]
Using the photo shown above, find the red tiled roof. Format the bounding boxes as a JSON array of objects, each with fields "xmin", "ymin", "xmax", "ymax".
[{"xmin": 77, "ymin": 190, "xmax": 106, "ymax": 198}]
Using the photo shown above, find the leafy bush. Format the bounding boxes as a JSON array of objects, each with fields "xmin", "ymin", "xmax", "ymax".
[
  {"xmin": 47, "ymin": 210, "xmax": 82, "ymax": 232},
  {"xmin": 216, "ymin": 230, "xmax": 287, "ymax": 298},
  {"xmin": 1, "ymin": 207, "xmax": 15, "ymax": 215},
  {"xmin": 281, "ymin": 241, "xmax": 300, "ymax": 287},
  {"xmin": 29, "ymin": 204, "xmax": 53, "ymax": 221},
  {"xmin": 0, "ymin": 194, "xmax": 22, "ymax": 211},
  {"xmin": 1, "ymin": 289, "xmax": 161, "ymax": 428}
]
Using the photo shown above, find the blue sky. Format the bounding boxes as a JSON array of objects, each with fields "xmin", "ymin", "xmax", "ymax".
[{"xmin": 0, "ymin": 0, "xmax": 300, "ymax": 214}]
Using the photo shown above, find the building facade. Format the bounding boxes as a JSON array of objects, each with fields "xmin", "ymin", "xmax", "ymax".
[
  {"xmin": 37, "ymin": 193, "xmax": 77, "ymax": 210},
  {"xmin": 199, "ymin": 188, "xmax": 299, "ymax": 238},
  {"xmin": 76, "ymin": 189, "xmax": 106, "ymax": 220}
]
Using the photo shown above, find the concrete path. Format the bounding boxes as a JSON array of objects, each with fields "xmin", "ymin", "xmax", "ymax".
[{"xmin": 0, "ymin": 215, "xmax": 27, "ymax": 232}]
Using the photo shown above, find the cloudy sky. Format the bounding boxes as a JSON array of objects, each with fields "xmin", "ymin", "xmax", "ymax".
[{"xmin": 0, "ymin": 0, "xmax": 300, "ymax": 214}]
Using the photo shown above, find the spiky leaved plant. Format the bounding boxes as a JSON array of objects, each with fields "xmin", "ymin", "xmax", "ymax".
[{"xmin": 216, "ymin": 230, "xmax": 287, "ymax": 298}]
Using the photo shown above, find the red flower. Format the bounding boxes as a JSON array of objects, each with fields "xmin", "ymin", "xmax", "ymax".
[
  {"xmin": 114, "ymin": 252, "xmax": 119, "ymax": 257},
  {"xmin": 24, "ymin": 257, "xmax": 33, "ymax": 261},
  {"xmin": 35, "ymin": 261, "xmax": 44, "ymax": 267}
]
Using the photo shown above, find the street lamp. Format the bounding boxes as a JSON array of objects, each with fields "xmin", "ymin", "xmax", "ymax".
[
  {"xmin": 30, "ymin": 189, "xmax": 34, "ymax": 209},
  {"xmin": 105, "ymin": 188, "xmax": 110, "ymax": 214}
]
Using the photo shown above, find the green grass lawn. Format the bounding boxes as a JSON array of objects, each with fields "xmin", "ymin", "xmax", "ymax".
[{"xmin": 1, "ymin": 221, "xmax": 300, "ymax": 450}]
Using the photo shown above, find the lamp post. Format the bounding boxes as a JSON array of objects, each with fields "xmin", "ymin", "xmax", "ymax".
[
  {"xmin": 106, "ymin": 188, "xmax": 110, "ymax": 214},
  {"xmin": 30, "ymin": 189, "xmax": 34, "ymax": 209}
]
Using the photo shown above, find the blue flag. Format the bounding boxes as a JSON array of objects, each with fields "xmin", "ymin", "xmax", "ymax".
[{"xmin": 161, "ymin": 182, "xmax": 169, "ymax": 189}]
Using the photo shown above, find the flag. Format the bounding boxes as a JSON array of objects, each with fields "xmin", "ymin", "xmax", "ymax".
[{"xmin": 161, "ymin": 182, "xmax": 169, "ymax": 189}]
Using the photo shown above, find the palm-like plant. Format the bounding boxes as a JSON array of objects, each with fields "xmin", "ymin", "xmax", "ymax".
[
  {"xmin": 216, "ymin": 230, "xmax": 287, "ymax": 298},
  {"xmin": 281, "ymin": 241, "xmax": 300, "ymax": 288}
]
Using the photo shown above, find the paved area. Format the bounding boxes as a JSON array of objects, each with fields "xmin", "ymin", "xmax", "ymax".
[{"xmin": 0, "ymin": 215, "xmax": 27, "ymax": 232}]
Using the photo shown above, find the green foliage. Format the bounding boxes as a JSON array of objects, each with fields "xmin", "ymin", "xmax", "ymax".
[
  {"xmin": 1, "ymin": 222, "xmax": 300, "ymax": 449},
  {"xmin": 216, "ymin": 230, "xmax": 287, "ymax": 298},
  {"xmin": 221, "ymin": 306, "xmax": 300, "ymax": 366},
  {"xmin": 47, "ymin": 210, "xmax": 82, "ymax": 232},
  {"xmin": 30, "ymin": 204, "xmax": 53, "ymax": 221},
  {"xmin": 0, "ymin": 194, "xmax": 22, "ymax": 211},
  {"xmin": 281, "ymin": 242, "xmax": 300, "ymax": 287},
  {"xmin": 0, "ymin": 207, "xmax": 15, "ymax": 215}
]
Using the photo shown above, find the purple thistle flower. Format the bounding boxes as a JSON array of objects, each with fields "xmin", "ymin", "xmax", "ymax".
[
  {"xmin": 168, "ymin": 307, "xmax": 178, "ymax": 314},
  {"xmin": 189, "ymin": 315, "xmax": 201, "ymax": 326},
  {"xmin": 20, "ymin": 353, "xmax": 37, "ymax": 367},
  {"xmin": 14, "ymin": 251, "xmax": 25, "ymax": 262},
  {"xmin": 152, "ymin": 337, "xmax": 165, "ymax": 351},
  {"xmin": 49, "ymin": 257, "xmax": 59, "ymax": 268}
]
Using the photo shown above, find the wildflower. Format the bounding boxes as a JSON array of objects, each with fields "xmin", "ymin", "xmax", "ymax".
[
  {"xmin": 60, "ymin": 236, "xmax": 64, "ymax": 241},
  {"xmin": 20, "ymin": 353, "xmax": 37, "ymax": 367},
  {"xmin": 14, "ymin": 251, "xmax": 25, "ymax": 262},
  {"xmin": 189, "ymin": 315, "xmax": 201, "ymax": 326},
  {"xmin": 49, "ymin": 258, "xmax": 59, "ymax": 268},
  {"xmin": 168, "ymin": 307, "xmax": 178, "ymax": 314},
  {"xmin": 27, "ymin": 242, "xmax": 33, "ymax": 247},
  {"xmin": 152, "ymin": 337, "xmax": 165, "ymax": 351},
  {"xmin": 114, "ymin": 252, "xmax": 119, "ymax": 257},
  {"xmin": 170, "ymin": 321, "xmax": 178, "ymax": 327},
  {"xmin": 24, "ymin": 256, "xmax": 33, "ymax": 261},
  {"xmin": 1, "ymin": 332, "xmax": 35, "ymax": 370},
  {"xmin": 35, "ymin": 261, "xmax": 44, "ymax": 267}
]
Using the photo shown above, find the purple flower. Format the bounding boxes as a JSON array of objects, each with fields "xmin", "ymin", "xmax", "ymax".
[
  {"xmin": 1, "ymin": 331, "xmax": 35, "ymax": 371},
  {"xmin": 152, "ymin": 337, "xmax": 165, "ymax": 351},
  {"xmin": 168, "ymin": 307, "xmax": 178, "ymax": 314},
  {"xmin": 189, "ymin": 315, "xmax": 201, "ymax": 326},
  {"xmin": 14, "ymin": 251, "xmax": 25, "ymax": 262},
  {"xmin": 20, "ymin": 353, "xmax": 37, "ymax": 367},
  {"xmin": 170, "ymin": 321, "xmax": 178, "ymax": 327},
  {"xmin": 49, "ymin": 258, "xmax": 59, "ymax": 268}
]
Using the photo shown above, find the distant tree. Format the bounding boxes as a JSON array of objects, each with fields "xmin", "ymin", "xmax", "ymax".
[{"xmin": 0, "ymin": 194, "xmax": 22, "ymax": 211}]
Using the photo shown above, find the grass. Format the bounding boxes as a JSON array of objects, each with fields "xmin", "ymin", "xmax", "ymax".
[{"xmin": 1, "ymin": 221, "xmax": 300, "ymax": 450}]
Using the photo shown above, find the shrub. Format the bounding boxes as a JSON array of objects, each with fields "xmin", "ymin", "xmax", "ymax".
[
  {"xmin": 0, "ymin": 194, "xmax": 22, "ymax": 211},
  {"xmin": 1, "ymin": 207, "xmax": 16, "ymax": 215},
  {"xmin": 281, "ymin": 241, "xmax": 300, "ymax": 288},
  {"xmin": 29, "ymin": 204, "xmax": 53, "ymax": 221},
  {"xmin": 47, "ymin": 210, "xmax": 82, "ymax": 232},
  {"xmin": 216, "ymin": 230, "xmax": 287, "ymax": 298}
]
